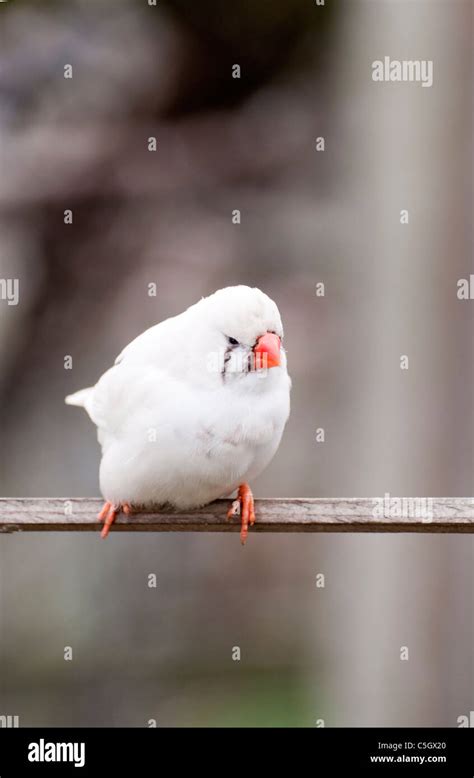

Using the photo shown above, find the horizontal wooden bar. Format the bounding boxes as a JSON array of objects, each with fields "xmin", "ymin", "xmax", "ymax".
[{"xmin": 0, "ymin": 498, "xmax": 473, "ymax": 534}]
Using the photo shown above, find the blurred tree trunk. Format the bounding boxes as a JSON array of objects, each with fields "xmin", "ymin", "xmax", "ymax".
[{"xmin": 315, "ymin": 0, "xmax": 473, "ymax": 726}]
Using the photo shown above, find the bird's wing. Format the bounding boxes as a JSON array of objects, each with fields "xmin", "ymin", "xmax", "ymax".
[
  {"xmin": 66, "ymin": 362, "xmax": 163, "ymax": 450},
  {"xmin": 114, "ymin": 313, "xmax": 184, "ymax": 367},
  {"xmin": 65, "ymin": 310, "xmax": 193, "ymax": 447},
  {"xmin": 65, "ymin": 365, "xmax": 121, "ymax": 445}
]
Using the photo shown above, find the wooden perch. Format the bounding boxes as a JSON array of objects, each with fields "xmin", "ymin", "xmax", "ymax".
[{"xmin": 0, "ymin": 497, "xmax": 473, "ymax": 534}]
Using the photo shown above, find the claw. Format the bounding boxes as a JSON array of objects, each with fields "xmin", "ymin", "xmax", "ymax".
[
  {"xmin": 97, "ymin": 501, "xmax": 112, "ymax": 522},
  {"xmin": 100, "ymin": 503, "xmax": 118, "ymax": 539},
  {"xmin": 97, "ymin": 501, "xmax": 133, "ymax": 538},
  {"xmin": 227, "ymin": 484, "xmax": 255, "ymax": 544}
]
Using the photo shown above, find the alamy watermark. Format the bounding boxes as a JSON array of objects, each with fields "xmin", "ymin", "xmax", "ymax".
[
  {"xmin": 0, "ymin": 278, "xmax": 19, "ymax": 306},
  {"xmin": 372, "ymin": 57, "xmax": 433, "ymax": 88},
  {"xmin": 28, "ymin": 739, "xmax": 85, "ymax": 768},
  {"xmin": 372, "ymin": 492, "xmax": 434, "ymax": 522},
  {"xmin": 206, "ymin": 349, "xmax": 269, "ymax": 377},
  {"xmin": 0, "ymin": 714, "xmax": 19, "ymax": 727}
]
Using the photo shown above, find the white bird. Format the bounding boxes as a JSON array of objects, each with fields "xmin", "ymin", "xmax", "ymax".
[{"xmin": 65, "ymin": 285, "xmax": 291, "ymax": 542}]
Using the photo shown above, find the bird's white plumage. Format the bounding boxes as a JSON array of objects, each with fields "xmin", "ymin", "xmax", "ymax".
[{"xmin": 66, "ymin": 285, "xmax": 291, "ymax": 508}]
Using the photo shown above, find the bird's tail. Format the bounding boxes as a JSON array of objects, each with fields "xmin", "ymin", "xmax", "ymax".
[{"xmin": 65, "ymin": 387, "xmax": 93, "ymax": 408}]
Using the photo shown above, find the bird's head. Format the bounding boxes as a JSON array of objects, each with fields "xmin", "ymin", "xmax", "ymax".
[{"xmin": 189, "ymin": 285, "xmax": 287, "ymax": 384}]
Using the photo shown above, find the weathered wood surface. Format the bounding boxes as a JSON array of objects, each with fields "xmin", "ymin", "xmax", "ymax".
[{"xmin": 0, "ymin": 498, "xmax": 473, "ymax": 534}]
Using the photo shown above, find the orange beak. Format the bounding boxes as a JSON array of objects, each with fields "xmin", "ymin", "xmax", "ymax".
[{"xmin": 254, "ymin": 332, "xmax": 281, "ymax": 369}]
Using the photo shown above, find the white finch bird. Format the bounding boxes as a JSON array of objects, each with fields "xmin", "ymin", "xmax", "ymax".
[{"xmin": 66, "ymin": 285, "xmax": 291, "ymax": 542}]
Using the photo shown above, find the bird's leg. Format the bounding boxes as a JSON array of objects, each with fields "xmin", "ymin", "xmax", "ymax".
[
  {"xmin": 239, "ymin": 484, "xmax": 256, "ymax": 544},
  {"xmin": 98, "ymin": 501, "xmax": 133, "ymax": 539},
  {"xmin": 99, "ymin": 503, "xmax": 118, "ymax": 539},
  {"xmin": 227, "ymin": 483, "xmax": 255, "ymax": 544},
  {"xmin": 97, "ymin": 501, "xmax": 112, "ymax": 522}
]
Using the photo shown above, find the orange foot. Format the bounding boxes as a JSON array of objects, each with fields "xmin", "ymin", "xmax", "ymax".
[
  {"xmin": 97, "ymin": 501, "xmax": 133, "ymax": 539},
  {"xmin": 227, "ymin": 483, "xmax": 255, "ymax": 545}
]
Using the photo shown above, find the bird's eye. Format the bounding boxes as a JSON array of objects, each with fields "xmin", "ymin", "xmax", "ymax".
[{"xmin": 227, "ymin": 336, "xmax": 239, "ymax": 346}]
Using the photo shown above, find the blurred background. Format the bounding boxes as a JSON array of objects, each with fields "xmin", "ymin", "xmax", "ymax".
[{"xmin": 0, "ymin": 0, "xmax": 473, "ymax": 727}]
